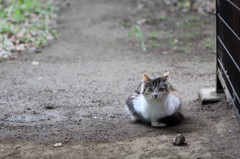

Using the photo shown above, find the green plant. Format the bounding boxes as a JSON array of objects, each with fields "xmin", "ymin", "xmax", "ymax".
[
  {"xmin": 34, "ymin": 36, "xmax": 47, "ymax": 48},
  {"xmin": 0, "ymin": 0, "xmax": 58, "ymax": 58},
  {"xmin": 184, "ymin": 43, "xmax": 192, "ymax": 53},
  {"xmin": 176, "ymin": 16, "xmax": 204, "ymax": 28},
  {"xmin": 150, "ymin": 40, "xmax": 160, "ymax": 48},
  {"xmin": 149, "ymin": 31, "xmax": 159, "ymax": 40},
  {"xmin": 169, "ymin": 38, "xmax": 178, "ymax": 50},
  {"xmin": 177, "ymin": 0, "xmax": 191, "ymax": 9},
  {"xmin": 159, "ymin": 15, "xmax": 166, "ymax": 21},
  {"xmin": 130, "ymin": 25, "xmax": 147, "ymax": 51},
  {"xmin": 201, "ymin": 38, "xmax": 215, "ymax": 50},
  {"xmin": 119, "ymin": 19, "xmax": 131, "ymax": 28},
  {"xmin": 1, "ymin": 34, "xmax": 9, "ymax": 51},
  {"xmin": 12, "ymin": 4, "xmax": 25, "ymax": 22},
  {"xmin": 0, "ymin": 20, "xmax": 13, "ymax": 34}
]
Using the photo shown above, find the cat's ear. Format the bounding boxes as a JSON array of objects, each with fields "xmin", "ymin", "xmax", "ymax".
[
  {"xmin": 141, "ymin": 74, "xmax": 151, "ymax": 82},
  {"xmin": 163, "ymin": 72, "xmax": 170, "ymax": 82}
]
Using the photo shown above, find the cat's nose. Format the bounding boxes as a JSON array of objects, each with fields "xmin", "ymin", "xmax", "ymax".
[{"xmin": 153, "ymin": 95, "xmax": 158, "ymax": 98}]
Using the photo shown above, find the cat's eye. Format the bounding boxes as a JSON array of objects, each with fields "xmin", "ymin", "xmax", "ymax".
[
  {"xmin": 158, "ymin": 88, "xmax": 165, "ymax": 91},
  {"xmin": 146, "ymin": 88, "xmax": 153, "ymax": 92}
]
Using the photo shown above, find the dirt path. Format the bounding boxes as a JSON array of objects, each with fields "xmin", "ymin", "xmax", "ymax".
[{"xmin": 0, "ymin": 0, "xmax": 240, "ymax": 158}]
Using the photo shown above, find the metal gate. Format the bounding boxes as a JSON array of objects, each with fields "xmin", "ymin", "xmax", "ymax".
[{"xmin": 216, "ymin": 0, "xmax": 240, "ymax": 121}]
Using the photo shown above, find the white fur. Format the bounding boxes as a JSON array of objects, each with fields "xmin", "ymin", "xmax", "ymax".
[{"xmin": 133, "ymin": 93, "xmax": 181, "ymax": 127}]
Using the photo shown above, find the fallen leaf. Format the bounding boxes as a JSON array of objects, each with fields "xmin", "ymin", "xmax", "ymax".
[{"xmin": 173, "ymin": 39, "xmax": 179, "ymax": 44}]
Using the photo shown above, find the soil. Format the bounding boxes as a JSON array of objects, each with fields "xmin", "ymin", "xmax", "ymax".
[{"xmin": 0, "ymin": 0, "xmax": 240, "ymax": 159}]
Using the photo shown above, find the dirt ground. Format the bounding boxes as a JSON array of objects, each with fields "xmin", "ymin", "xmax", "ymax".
[{"xmin": 0, "ymin": 0, "xmax": 240, "ymax": 158}]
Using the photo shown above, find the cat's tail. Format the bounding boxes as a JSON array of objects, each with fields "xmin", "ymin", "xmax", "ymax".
[{"xmin": 159, "ymin": 112, "xmax": 184, "ymax": 126}]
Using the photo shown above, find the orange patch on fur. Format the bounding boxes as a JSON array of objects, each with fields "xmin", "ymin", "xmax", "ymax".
[
  {"xmin": 141, "ymin": 74, "xmax": 151, "ymax": 82},
  {"xmin": 170, "ymin": 91, "xmax": 181, "ymax": 98},
  {"xmin": 163, "ymin": 72, "xmax": 170, "ymax": 77}
]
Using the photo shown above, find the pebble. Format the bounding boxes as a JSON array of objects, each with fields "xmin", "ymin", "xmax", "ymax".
[
  {"xmin": 161, "ymin": 51, "xmax": 168, "ymax": 55},
  {"xmin": 173, "ymin": 134, "xmax": 186, "ymax": 146},
  {"xmin": 32, "ymin": 61, "xmax": 40, "ymax": 66},
  {"xmin": 53, "ymin": 143, "xmax": 62, "ymax": 147},
  {"xmin": 108, "ymin": 114, "xmax": 115, "ymax": 118}
]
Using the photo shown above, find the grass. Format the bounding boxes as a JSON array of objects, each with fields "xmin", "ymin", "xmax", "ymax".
[
  {"xmin": 119, "ymin": 19, "xmax": 131, "ymax": 28},
  {"xmin": 150, "ymin": 40, "xmax": 160, "ymax": 48},
  {"xmin": 169, "ymin": 38, "xmax": 178, "ymax": 50},
  {"xmin": 143, "ymin": 11, "xmax": 167, "ymax": 26},
  {"xmin": 176, "ymin": 16, "xmax": 204, "ymax": 29},
  {"xmin": 177, "ymin": 0, "xmax": 191, "ymax": 9},
  {"xmin": 184, "ymin": 43, "xmax": 192, "ymax": 53},
  {"xmin": 0, "ymin": 0, "xmax": 59, "ymax": 59},
  {"xmin": 129, "ymin": 25, "xmax": 147, "ymax": 51},
  {"xmin": 147, "ymin": 31, "xmax": 160, "ymax": 48},
  {"xmin": 148, "ymin": 31, "xmax": 159, "ymax": 40},
  {"xmin": 201, "ymin": 38, "xmax": 215, "ymax": 50}
]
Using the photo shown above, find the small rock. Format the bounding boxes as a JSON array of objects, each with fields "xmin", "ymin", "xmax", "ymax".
[
  {"xmin": 161, "ymin": 51, "xmax": 168, "ymax": 55},
  {"xmin": 109, "ymin": 114, "xmax": 115, "ymax": 118},
  {"xmin": 92, "ymin": 100, "xmax": 101, "ymax": 103},
  {"xmin": 36, "ymin": 77, "xmax": 43, "ymax": 80},
  {"xmin": 137, "ymin": 19, "xmax": 146, "ymax": 25},
  {"xmin": 173, "ymin": 134, "xmax": 185, "ymax": 146},
  {"xmin": 45, "ymin": 105, "xmax": 55, "ymax": 110},
  {"xmin": 44, "ymin": 88, "xmax": 53, "ymax": 93},
  {"xmin": 53, "ymin": 143, "xmax": 62, "ymax": 147},
  {"xmin": 32, "ymin": 61, "xmax": 40, "ymax": 66}
]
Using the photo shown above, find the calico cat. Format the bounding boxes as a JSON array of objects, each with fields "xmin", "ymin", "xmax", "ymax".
[{"xmin": 125, "ymin": 72, "xmax": 183, "ymax": 127}]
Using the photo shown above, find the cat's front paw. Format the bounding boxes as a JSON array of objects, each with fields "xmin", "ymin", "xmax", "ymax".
[{"xmin": 151, "ymin": 121, "xmax": 167, "ymax": 127}]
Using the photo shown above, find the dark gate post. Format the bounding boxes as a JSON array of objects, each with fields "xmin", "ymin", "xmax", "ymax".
[
  {"xmin": 216, "ymin": 0, "xmax": 224, "ymax": 93},
  {"xmin": 216, "ymin": 0, "xmax": 240, "ymax": 124}
]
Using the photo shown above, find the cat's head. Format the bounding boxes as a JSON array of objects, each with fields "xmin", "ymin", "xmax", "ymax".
[{"xmin": 140, "ymin": 72, "xmax": 170, "ymax": 100}]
